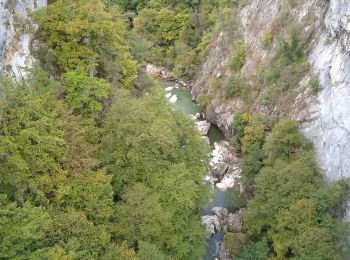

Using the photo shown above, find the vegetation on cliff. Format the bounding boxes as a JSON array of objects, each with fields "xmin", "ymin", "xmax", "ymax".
[{"xmin": 228, "ymin": 116, "xmax": 350, "ymax": 259}]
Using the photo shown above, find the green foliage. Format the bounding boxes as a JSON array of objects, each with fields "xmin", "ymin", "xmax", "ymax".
[
  {"xmin": 264, "ymin": 120, "xmax": 303, "ymax": 159},
  {"xmin": 1, "ymin": 1, "xmax": 219, "ymax": 259},
  {"xmin": 127, "ymin": 30, "xmax": 153, "ymax": 62},
  {"xmin": 134, "ymin": 7, "xmax": 188, "ymax": 46},
  {"xmin": 281, "ymin": 31, "xmax": 305, "ymax": 64},
  {"xmin": 101, "ymin": 242, "xmax": 137, "ymax": 260},
  {"xmin": 100, "ymin": 91, "xmax": 209, "ymax": 258},
  {"xmin": 0, "ymin": 80, "xmax": 67, "ymax": 205},
  {"xmin": 230, "ymin": 112, "xmax": 250, "ymax": 148},
  {"xmin": 241, "ymin": 143, "xmax": 263, "ymax": 188},
  {"xmin": 232, "ymin": 113, "xmax": 250, "ymax": 140},
  {"xmin": 242, "ymin": 120, "xmax": 345, "ymax": 259},
  {"xmin": 115, "ymin": 184, "xmax": 174, "ymax": 252},
  {"xmin": 110, "ymin": 0, "xmax": 149, "ymax": 12},
  {"xmin": 62, "ymin": 70, "xmax": 110, "ymax": 115},
  {"xmin": 0, "ymin": 72, "xmax": 100, "ymax": 205},
  {"xmin": 100, "ymin": 90, "xmax": 209, "ymax": 194},
  {"xmin": 137, "ymin": 241, "xmax": 167, "ymax": 260},
  {"xmin": 238, "ymin": 238, "xmax": 269, "ymax": 260},
  {"xmin": 131, "ymin": 74, "xmax": 156, "ymax": 97},
  {"xmin": 233, "ymin": 115, "xmax": 266, "ymax": 190},
  {"xmin": 125, "ymin": 0, "xmax": 225, "ymax": 79},
  {"xmin": 241, "ymin": 117, "xmax": 265, "ymax": 152},
  {"xmin": 0, "ymin": 73, "xmax": 123, "ymax": 259},
  {"xmin": 223, "ymin": 74, "xmax": 249, "ymax": 100},
  {"xmin": 0, "ymin": 195, "xmax": 50, "ymax": 258},
  {"xmin": 57, "ymin": 171, "xmax": 114, "ymax": 224},
  {"xmin": 262, "ymin": 31, "xmax": 274, "ymax": 48},
  {"xmin": 230, "ymin": 40, "xmax": 246, "ymax": 71},
  {"xmin": 260, "ymin": 32, "xmax": 309, "ymax": 110},
  {"xmin": 33, "ymin": 0, "xmax": 137, "ymax": 87},
  {"xmin": 224, "ymin": 233, "xmax": 246, "ymax": 257},
  {"xmin": 44, "ymin": 210, "xmax": 111, "ymax": 259},
  {"xmin": 309, "ymin": 74, "xmax": 321, "ymax": 94}
]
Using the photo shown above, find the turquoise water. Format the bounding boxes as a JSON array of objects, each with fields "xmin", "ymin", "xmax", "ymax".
[
  {"xmin": 160, "ymin": 80, "xmax": 239, "ymax": 260},
  {"xmin": 160, "ymin": 80, "xmax": 201, "ymax": 115},
  {"xmin": 207, "ymin": 124, "xmax": 225, "ymax": 145},
  {"xmin": 160, "ymin": 80, "xmax": 225, "ymax": 145}
]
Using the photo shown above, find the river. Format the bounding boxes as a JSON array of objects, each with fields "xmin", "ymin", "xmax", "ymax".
[{"xmin": 160, "ymin": 80, "xmax": 242, "ymax": 260}]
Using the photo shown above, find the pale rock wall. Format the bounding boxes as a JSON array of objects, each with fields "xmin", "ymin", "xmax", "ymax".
[
  {"xmin": 192, "ymin": 0, "xmax": 326, "ymax": 132},
  {"xmin": 301, "ymin": 0, "xmax": 350, "ymax": 220},
  {"xmin": 194, "ymin": 0, "xmax": 350, "ymax": 220},
  {"xmin": 0, "ymin": 0, "xmax": 47, "ymax": 77}
]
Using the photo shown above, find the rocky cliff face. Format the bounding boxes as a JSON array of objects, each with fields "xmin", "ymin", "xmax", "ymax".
[
  {"xmin": 301, "ymin": 0, "xmax": 350, "ymax": 220},
  {"xmin": 193, "ymin": 0, "xmax": 350, "ymax": 220},
  {"xmin": 0, "ymin": 0, "xmax": 47, "ymax": 77}
]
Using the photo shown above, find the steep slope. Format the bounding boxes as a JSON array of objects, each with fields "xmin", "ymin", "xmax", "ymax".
[{"xmin": 193, "ymin": 0, "xmax": 350, "ymax": 220}]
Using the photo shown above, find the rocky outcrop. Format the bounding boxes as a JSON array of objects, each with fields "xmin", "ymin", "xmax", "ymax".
[
  {"xmin": 202, "ymin": 215, "xmax": 221, "ymax": 238},
  {"xmin": 192, "ymin": 0, "xmax": 326, "ymax": 132},
  {"xmin": 300, "ymin": 0, "xmax": 350, "ymax": 221},
  {"xmin": 191, "ymin": 31, "xmax": 242, "ymax": 132},
  {"xmin": 196, "ymin": 120, "xmax": 211, "ymax": 136},
  {"xmin": 208, "ymin": 141, "xmax": 241, "ymax": 191},
  {"xmin": 145, "ymin": 63, "xmax": 193, "ymax": 88},
  {"xmin": 194, "ymin": 0, "xmax": 350, "ymax": 220},
  {"xmin": 202, "ymin": 207, "xmax": 245, "ymax": 238},
  {"xmin": 0, "ymin": 0, "xmax": 47, "ymax": 77}
]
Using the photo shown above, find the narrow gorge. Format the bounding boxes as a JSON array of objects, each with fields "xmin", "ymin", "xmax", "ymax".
[{"xmin": 0, "ymin": 0, "xmax": 349, "ymax": 259}]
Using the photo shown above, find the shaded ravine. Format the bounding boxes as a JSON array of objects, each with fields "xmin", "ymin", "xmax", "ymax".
[{"xmin": 160, "ymin": 80, "xmax": 241, "ymax": 259}]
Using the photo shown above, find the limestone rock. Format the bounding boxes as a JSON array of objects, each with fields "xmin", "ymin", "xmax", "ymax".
[
  {"xmin": 196, "ymin": 120, "xmax": 211, "ymax": 136},
  {"xmin": 202, "ymin": 215, "xmax": 221, "ymax": 238},
  {"xmin": 212, "ymin": 207, "xmax": 229, "ymax": 224},
  {"xmin": 226, "ymin": 213, "xmax": 243, "ymax": 233},
  {"xmin": 0, "ymin": 0, "xmax": 47, "ymax": 77},
  {"xmin": 209, "ymin": 141, "xmax": 241, "ymax": 191}
]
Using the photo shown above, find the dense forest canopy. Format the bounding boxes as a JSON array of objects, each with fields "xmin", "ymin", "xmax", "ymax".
[
  {"xmin": 0, "ymin": 0, "xmax": 349, "ymax": 259},
  {"xmin": 0, "ymin": 0, "xmax": 212, "ymax": 258}
]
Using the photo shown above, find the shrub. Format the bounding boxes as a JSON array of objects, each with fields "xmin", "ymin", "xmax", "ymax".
[
  {"xmin": 241, "ymin": 117, "xmax": 266, "ymax": 152},
  {"xmin": 230, "ymin": 40, "xmax": 246, "ymax": 71},
  {"xmin": 224, "ymin": 233, "xmax": 246, "ymax": 257},
  {"xmin": 223, "ymin": 75, "xmax": 249, "ymax": 100},
  {"xmin": 281, "ymin": 31, "xmax": 305, "ymax": 64},
  {"xmin": 238, "ymin": 238, "xmax": 269, "ymax": 260},
  {"xmin": 232, "ymin": 113, "xmax": 250, "ymax": 140},
  {"xmin": 262, "ymin": 31, "xmax": 274, "ymax": 48},
  {"xmin": 197, "ymin": 93, "xmax": 210, "ymax": 110},
  {"xmin": 263, "ymin": 120, "xmax": 303, "ymax": 158},
  {"xmin": 241, "ymin": 142, "xmax": 264, "ymax": 188},
  {"xmin": 309, "ymin": 75, "xmax": 321, "ymax": 94}
]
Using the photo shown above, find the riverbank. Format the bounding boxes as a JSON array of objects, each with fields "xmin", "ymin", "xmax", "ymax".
[
  {"xmin": 159, "ymin": 79, "xmax": 246, "ymax": 260},
  {"xmin": 146, "ymin": 64, "xmax": 194, "ymax": 89}
]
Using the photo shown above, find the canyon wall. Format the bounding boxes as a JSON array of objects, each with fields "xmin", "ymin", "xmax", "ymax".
[{"xmin": 193, "ymin": 0, "xmax": 350, "ymax": 220}]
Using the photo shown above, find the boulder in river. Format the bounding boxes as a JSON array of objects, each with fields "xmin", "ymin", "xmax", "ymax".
[
  {"xmin": 202, "ymin": 215, "xmax": 221, "ymax": 238},
  {"xmin": 226, "ymin": 213, "xmax": 243, "ymax": 233},
  {"xmin": 196, "ymin": 120, "xmax": 211, "ymax": 136},
  {"xmin": 210, "ymin": 207, "xmax": 246, "ymax": 234},
  {"xmin": 212, "ymin": 207, "xmax": 229, "ymax": 232},
  {"xmin": 216, "ymin": 174, "xmax": 237, "ymax": 191},
  {"xmin": 210, "ymin": 141, "xmax": 241, "ymax": 190}
]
